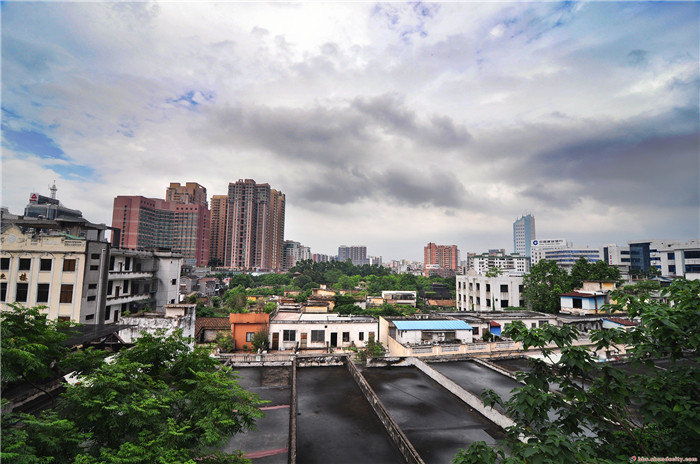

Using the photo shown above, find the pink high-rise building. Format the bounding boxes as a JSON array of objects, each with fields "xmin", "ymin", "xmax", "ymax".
[{"xmin": 112, "ymin": 183, "xmax": 210, "ymax": 267}]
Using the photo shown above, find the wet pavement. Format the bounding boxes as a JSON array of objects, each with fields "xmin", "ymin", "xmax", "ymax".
[
  {"xmin": 362, "ymin": 366, "xmax": 506, "ymax": 464},
  {"xmin": 296, "ymin": 366, "xmax": 405, "ymax": 464},
  {"xmin": 223, "ymin": 367, "xmax": 291, "ymax": 464}
]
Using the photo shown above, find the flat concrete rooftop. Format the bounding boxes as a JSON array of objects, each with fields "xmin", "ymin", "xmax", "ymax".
[
  {"xmin": 362, "ymin": 366, "xmax": 506, "ymax": 463},
  {"xmin": 296, "ymin": 366, "xmax": 404, "ymax": 463}
]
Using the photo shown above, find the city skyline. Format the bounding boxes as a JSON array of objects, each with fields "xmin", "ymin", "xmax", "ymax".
[{"xmin": 2, "ymin": 2, "xmax": 699, "ymax": 262}]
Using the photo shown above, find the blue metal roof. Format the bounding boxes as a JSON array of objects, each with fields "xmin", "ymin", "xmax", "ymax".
[{"xmin": 393, "ymin": 320, "xmax": 472, "ymax": 331}]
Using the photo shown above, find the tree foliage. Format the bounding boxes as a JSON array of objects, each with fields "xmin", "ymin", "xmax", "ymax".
[
  {"xmin": 523, "ymin": 260, "xmax": 571, "ymax": 314},
  {"xmin": 454, "ymin": 278, "xmax": 700, "ymax": 463},
  {"xmin": 523, "ymin": 258, "xmax": 621, "ymax": 314},
  {"xmin": 1, "ymin": 324, "xmax": 264, "ymax": 464}
]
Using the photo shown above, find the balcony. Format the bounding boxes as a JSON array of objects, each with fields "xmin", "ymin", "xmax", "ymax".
[
  {"xmin": 108, "ymin": 270, "xmax": 154, "ymax": 280},
  {"xmin": 106, "ymin": 293, "xmax": 151, "ymax": 306}
]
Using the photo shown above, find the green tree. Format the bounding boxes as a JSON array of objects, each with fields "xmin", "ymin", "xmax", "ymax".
[
  {"xmin": 2, "ymin": 329, "xmax": 263, "ymax": 464},
  {"xmin": 569, "ymin": 257, "xmax": 621, "ymax": 289},
  {"xmin": 251, "ymin": 329, "xmax": 270, "ymax": 352},
  {"xmin": 453, "ymin": 278, "xmax": 700, "ymax": 463},
  {"xmin": 523, "ymin": 260, "xmax": 572, "ymax": 313}
]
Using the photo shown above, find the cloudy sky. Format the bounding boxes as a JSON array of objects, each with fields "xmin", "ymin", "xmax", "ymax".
[{"xmin": 2, "ymin": 1, "xmax": 698, "ymax": 261}]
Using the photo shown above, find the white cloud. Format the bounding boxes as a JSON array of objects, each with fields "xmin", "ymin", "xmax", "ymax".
[{"xmin": 2, "ymin": 1, "xmax": 698, "ymax": 261}]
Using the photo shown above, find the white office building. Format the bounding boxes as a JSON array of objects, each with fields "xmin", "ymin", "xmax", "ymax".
[{"xmin": 456, "ymin": 271, "xmax": 525, "ymax": 312}]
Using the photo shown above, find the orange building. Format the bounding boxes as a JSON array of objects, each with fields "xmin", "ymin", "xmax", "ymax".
[{"xmin": 229, "ymin": 312, "xmax": 270, "ymax": 351}]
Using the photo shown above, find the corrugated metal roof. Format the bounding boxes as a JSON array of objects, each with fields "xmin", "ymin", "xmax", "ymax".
[{"xmin": 393, "ymin": 320, "xmax": 472, "ymax": 331}]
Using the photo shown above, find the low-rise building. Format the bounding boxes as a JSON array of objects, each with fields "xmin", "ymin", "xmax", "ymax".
[
  {"xmin": 381, "ymin": 290, "xmax": 417, "ymax": 307},
  {"xmin": 270, "ymin": 312, "xmax": 377, "ymax": 351},
  {"xmin": 379, "ymin": 316, "xmax": 474, "ymax": 357},
  {"xmin": 559, "ymin": 291, "xmax": 608, "ymax": 315},
  {"xmin": 229, "ymin": 312, "xmax": 270, "ymax": 351},
  {"xmin": 118, "ymin": 303, "xmax": 196, "ymax": 344}
]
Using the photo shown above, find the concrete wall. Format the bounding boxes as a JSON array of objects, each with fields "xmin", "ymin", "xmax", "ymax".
[
  {"xmin": 119, "ymin": 310, "xmax": 195, "ymax": 344},
  {"xmin": 288, "ymin": 361, "xmax": 297, "ymax": 464},
  {"xmin": 344, "ymin": 358, "xmax": 425, "ymax": 464}
]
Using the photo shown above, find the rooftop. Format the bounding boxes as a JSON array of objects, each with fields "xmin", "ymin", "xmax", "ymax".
[{"xmin": 393, "ymin": 320, "xmax": 473, "ymax": 331}]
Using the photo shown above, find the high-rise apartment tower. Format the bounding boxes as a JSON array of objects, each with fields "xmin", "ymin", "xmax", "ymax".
[{"xmin": 224, "ymin": 179, "xmax": 285, "ymax": 270}]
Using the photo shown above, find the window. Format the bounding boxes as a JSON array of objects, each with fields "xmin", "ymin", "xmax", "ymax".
[
  {"xmin": 685, "ymin": 250, "xmax": 700, "ymax": 259},
  {"xmin": 107, "ymin": 281, "xmax": 113, "ymax": 295},
  {"xmin": 40, "ymin": 259, "xmax": 52, "ymax": 271},
  {"xmin": 0, "ymin": 282, "xmax": 7, "ymax": 301},
  {"xmin": 246, "ymin": 332, "xmax": 254, "ymax": 342},
  {"xmin": 311, "ymin": 330, "xmax": 325, "ymax": 342},
  {"xmin": 572, "ymin": 298, "xmax": 583, "ymax": 309},
  {"xmin": 90, "ymin": 265, "xmax": 99, "ymax": 271},
  {"xmin": 19, "ymin": 258, "xmax": 31, "ymax": 271},
  {"xmin": 500, "ymin": 284, "xmax": 508, "ymax": 292},
  {"xmin": 668, "ymin": 265, "xmax": 676, "ymax": 274},
  {"xmin": 501, "ymin": 300, "xmax": 509, "ymax": 308},
  {"xmin": 358, "ymin": 332, "xmax": 364, "ymax": 341},
  {"xmin": 60, "ymin": 284, "xmax": 74, "ymax": 303},
  {"xmin": 91, "ymin": 253, "xmax": 101, "ymax": 260},
  {"xmin": 85, "ymin": 314, "xmax": 95, "ymax": 321},
  {"xmin": 368, "ymin": 332, "xmax": 375, "ymax": 342},
  {"xmin": 123, "ymin": 281, "xmax": 129, "ymax": 293},
  {"xmin": 486, "ymin": 284, "xmax": 491, "ymax": 292},
  {"xmin": 171, "ymin": 279, "xmax": 177, "ymax": 285},
  {"xmin": 87, "ymin": 295, "xmax": 96, "ymax": 301},
  {"xmin": 283, "ymin": 330, "xmax": 296, "ymax": 341},
  {"xmin": 342, "ymin": 332, "xmax": 350, "ymax": 343},
  {"xmin": 0, "ymin": 257, "xmax": 9, "ymax": 270},
  {"xmin": 88, "ymin": 283, "xmax": 97, "ymax": 289},
  {"xmin": 486, "ymin": 299, "xmax": 491, "ymax": 307},
  {"xmin": 473, "ymin": 327, "xmax": 479, "ymax": 336},
  {"xmin": 531, "ymin": 323, "xmax": 537, "ymax": 328},
  {"xmin": 539, "ymin": 320, "xmax": 548, "ymax": 327},
  {"xmin": 105, "ymin": 307, "xmax": 111, "ymax": 321},
  {"xmin": 36, "ymin": 283, "xmax": 50, "ymax": 303},
  {"xmin": 16, "ymin": 283, "xmax": 28, "ymax": 302},
  {"xmin": 124, "ymin": 257, "xmax": 131, "ymax": 270},
  {"xmin": 63, "ymin": 259, "xmax": 76, "ymax": 272}
]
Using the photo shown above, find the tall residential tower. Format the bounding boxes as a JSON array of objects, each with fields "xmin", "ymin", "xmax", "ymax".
[{"xmin": 224, "ymin": 179, "xmax": 285, "ymax": 271}]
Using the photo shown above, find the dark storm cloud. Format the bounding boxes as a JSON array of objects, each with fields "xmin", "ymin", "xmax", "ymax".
[
  {"xmin": 351, "ymin": 93, "xmax": 472, "ymax": 149},
  {"xmin": 199, "ymin": 94, "xmax": 471, "ymax": 166},
  {"xmin": 295, "ymin": 165, "xmax": 473, "ymax": 209},
  {"xmin": 509, "ymin": 107, "xmax": 699, "ymax": 210}
]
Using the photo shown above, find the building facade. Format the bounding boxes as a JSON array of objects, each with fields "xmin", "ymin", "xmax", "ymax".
[
  {"xmin": 270, "ymin": 312, "xmax": 377, "ymax": 351},
  {"xmin": 209, "ymin": 195, "xmax": 228, "ymax": 266},
  {"xmin": 423, "ymin": 243, "xmax": 460, "ymax": 276},
  {"xmin": 513, "ymin": 214, "xmax": 536, "ymax": 257},
  {"xmin": 469, "ymin": 251, "xmax": 530, "ymax": 275},
  {"xmin": 628, "ymin": 239, "xmax": 700, "ymax": 279},
  {"xmin": 111, "ymin": 193, "xmax": 210, "ymax": 267},
  {"xmin": 1, "ymin": 217, "xmax": 109, "ymax": 324},
  {"xmin": 224, "ymin": 179, "xmax": 285, "ymax": 271},
  {"xmin": 338, "ymin": 245, "xmax": 368, "ymax": 266},
  {"xmin": 106, "ymin": 249, "xmax": 182, "ymax": 322},
  {"xmin": 165, "ymin": 182, "xmax": 208, "ymax": 206},
  {"xmin": 530, "ymin": 239, "xmax": 601, "ymax": 268},
  {"xmin": 1, "ymin": 214, "xmax": 181, "ymax": 324},
  {"xmin": 456, "ymin": 272, "xmax": 525, "ymax": 312}
]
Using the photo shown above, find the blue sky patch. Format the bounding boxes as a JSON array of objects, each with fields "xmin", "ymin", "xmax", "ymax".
[{"xmin": 2, "ymin": 127, "xmax": 67, "ymax": 159}]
